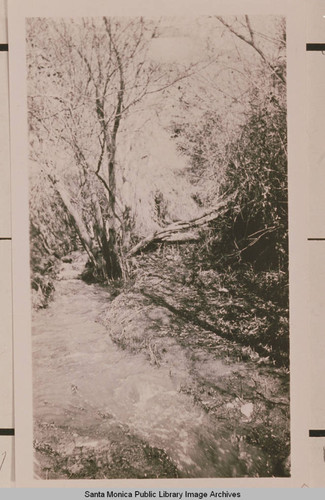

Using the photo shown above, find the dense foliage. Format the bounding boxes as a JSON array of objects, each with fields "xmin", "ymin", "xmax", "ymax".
[
  {"xmin": 217, "ymin": 87, "xmax": 287, "ymax": 270},
  {"xmin": 172, "ymin": 21, "xmax": 287, "ymax": 273}
]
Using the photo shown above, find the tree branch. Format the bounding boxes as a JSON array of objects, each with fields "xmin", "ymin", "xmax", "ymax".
[
  {"xmin": 216, "ymin": 16, "xmax": 285, "ymax": 85},
  {"xmin": 127, "ymin": 192, "xmax": 236, "ymax": 256}
]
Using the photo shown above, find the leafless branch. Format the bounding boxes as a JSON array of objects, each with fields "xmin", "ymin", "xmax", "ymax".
[{"xmin": 216, "ymin": 16, "xmax": 285, "ymax": 85}]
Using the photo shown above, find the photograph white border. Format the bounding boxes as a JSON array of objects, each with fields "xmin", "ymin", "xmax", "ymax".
[{"xmin": 8, "ymin": 0, "xmax": 308, "ymax": 487}]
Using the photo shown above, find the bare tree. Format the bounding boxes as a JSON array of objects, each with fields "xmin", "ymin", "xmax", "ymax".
[{"xmin": 27, "ymin": 17, "xmax": 197, "ymax": 279}]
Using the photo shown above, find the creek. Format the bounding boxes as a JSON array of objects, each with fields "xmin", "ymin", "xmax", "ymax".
[{"xmin": 33, "ymin": 259, "xmax": 262, "ymax": 478}]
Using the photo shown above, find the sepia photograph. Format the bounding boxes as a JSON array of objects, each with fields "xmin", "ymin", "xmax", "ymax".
[{"xmin": 25, "ymin": 13, "xmax": 289, "ymax": 479}]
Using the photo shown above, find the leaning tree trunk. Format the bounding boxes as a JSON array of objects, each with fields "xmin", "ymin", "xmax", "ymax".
[
  {"xmin": 127, "ymin": 192, "xmax": 237, "ymax": 256},
  {"xmin": 52, "ymin": 179, "xmax": 97, "ymax": 266}
]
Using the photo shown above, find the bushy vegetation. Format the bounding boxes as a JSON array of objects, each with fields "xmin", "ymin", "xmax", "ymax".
[
  {"xmin": 174, "ymin": 60, "xmax": 287, "ymax": 273},
  {"xmin": 30, "ymin": 181, "xmax": 77, "ymax": 308},
  {"xmin": 214, "ymin": 92, "xmax": 287, "ymax": 270}
]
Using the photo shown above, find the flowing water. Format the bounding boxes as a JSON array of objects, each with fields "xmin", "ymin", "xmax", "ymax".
[{"xmin": 32, "ymin": 260, "xmax": 261, "ymax": 478}]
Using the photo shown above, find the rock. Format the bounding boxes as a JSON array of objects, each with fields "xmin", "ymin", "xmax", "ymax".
[
  {"xmin": 240, "ymin": 402, "xmax": 254, "ymax": 419},
  {"xmin": 62, "ymin": 256, "xmax": 73, "ymax": 263}
]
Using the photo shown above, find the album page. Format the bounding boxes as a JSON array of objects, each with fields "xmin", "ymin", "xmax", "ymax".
[
  {"xmin": 0, "ymin": 0, "xmax": 14, "ymax": 487},
  {"xmin": 7, "ymin": 0, "xmax": 310, "ymax": 488}
]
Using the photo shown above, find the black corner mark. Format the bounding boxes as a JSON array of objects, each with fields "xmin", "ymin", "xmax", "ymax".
[
  {"xmin": 0, "ymin": 44, "xmax": 8, "ymax": 52},
  {"xmin": 309, "ymin": 430, "xmax": 325, "ymax": 437},
  {"xmin": 306, "ymin": 43, "xmax": 325, "ymax": 51},
  {"xmin": 307, "ymin": 238, "xmax": 325, "ymax": 241},
  {"xmin": 0, "ymin": 429, "xmax": 14, "ymax": 436}
]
